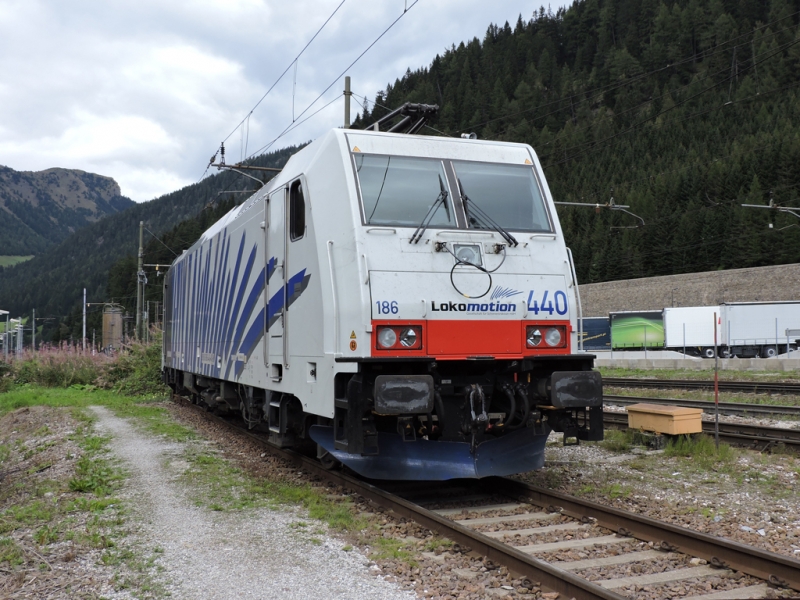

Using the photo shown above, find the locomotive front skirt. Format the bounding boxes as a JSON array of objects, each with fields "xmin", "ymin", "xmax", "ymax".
[{"xmin": 162, "ymin": 128, "xmax": 603, "ymax": 480}]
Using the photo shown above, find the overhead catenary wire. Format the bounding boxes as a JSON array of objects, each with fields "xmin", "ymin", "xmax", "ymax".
[
  {"xmin": 247, "ymin": 0, "xmax": 421, "ymax": 159},
  {"xmin": 221, "ymin": 0, "xmax": 348, "ymax": 146}
]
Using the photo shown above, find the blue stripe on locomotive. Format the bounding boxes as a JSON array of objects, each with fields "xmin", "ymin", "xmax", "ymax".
[{"xmin": 166, "ymin": 230, "xmax": 311, "ymax": 381}]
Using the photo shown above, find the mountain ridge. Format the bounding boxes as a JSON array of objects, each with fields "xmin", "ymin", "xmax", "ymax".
[
  {"xmin": 0, "ymin": 165, "xmax": 134, "ymax": 255},
  {"xmin": 0, "ymin": 146, "xmax": 300, "ymax": 323}
]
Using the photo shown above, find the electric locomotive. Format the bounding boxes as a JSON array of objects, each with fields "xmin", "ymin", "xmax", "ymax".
[{"xmin": 162, "ymin": 127, "xmax": 603, "ymax": 480}]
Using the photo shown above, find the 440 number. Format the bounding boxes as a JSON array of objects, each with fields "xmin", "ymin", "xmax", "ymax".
[{"xmin": 526, "ymin": 290, "xmax": 568, "ymax": 316}]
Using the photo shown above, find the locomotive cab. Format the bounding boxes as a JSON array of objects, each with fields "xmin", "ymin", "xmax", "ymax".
[{"xmin": 163, "ymin": 129, "xmax": 603, "ymax": 480}]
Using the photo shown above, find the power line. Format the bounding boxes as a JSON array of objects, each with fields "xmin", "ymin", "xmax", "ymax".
[
  {"xmin": 222, "ymin": 0, "xmax": 348, "ymax": 145},
  {"xmin": 247, "ymin": 0, "xmax": 421, "ymax": 158}
]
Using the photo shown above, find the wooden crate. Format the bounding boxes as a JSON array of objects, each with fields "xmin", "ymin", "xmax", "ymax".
[{"xmin": 626, "ymin": 403, "xmax": 703, "ymax": 435}]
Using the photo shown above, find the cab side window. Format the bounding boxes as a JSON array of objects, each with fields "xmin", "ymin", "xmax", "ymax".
[{"xmin": 289, "ymin": 180, "xmax": 305, "ymax": 241}]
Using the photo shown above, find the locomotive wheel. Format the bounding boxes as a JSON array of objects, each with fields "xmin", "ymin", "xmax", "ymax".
[{"xmin": 318, "ymin": 451, "xmax": 341, "ymax": 471}]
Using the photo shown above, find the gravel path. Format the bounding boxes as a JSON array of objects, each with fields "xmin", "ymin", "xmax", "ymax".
[{"xmin": 89, "ymin": 405, "xmax": 415, "ymax": 600}]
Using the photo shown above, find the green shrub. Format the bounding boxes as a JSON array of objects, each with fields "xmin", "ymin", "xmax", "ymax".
[
  {"xmin": 665, "ymin": 434, "xmax": 736, "ymax": 468},
  {"xmin": 99, "ymin": 332, "xmax": 168, "ymax": 397},
  {"xmin": 6, "ymin": 350, "xmax": 104, "ymax": 389}
]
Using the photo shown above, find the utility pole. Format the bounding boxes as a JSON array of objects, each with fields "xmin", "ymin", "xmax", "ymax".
[
  {"xmin": 344, "ymin": 76, "xmax": 351, "ymax": 128},
  {"xmin": 136, "ymin": 221, "xmax": 144, "ymax": 340},
  {"xmin": 0, "ymin": 310, "xmax": 8, "ymax": 361},
  {"xmin": 83, "ymin": 288, "xmax": 87, "ymax": 352}
]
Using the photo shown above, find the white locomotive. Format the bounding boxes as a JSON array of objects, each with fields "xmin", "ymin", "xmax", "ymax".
[{"xmin": 162, "ymin": 128, "xmax": 603, "ymax": 480}]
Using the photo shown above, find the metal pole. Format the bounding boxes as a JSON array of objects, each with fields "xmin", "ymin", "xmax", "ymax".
[
  {"xmin": 644, "ymin": 325, "xmax": 647, "ymax": 359},
  {"xmin": 775, "ymin": 317, "xmax": 779, "ymax": 357},
  {"xmin": 344, "ymin": 76, "xmax": 351, "ymax": 128},
  {"xmin": 136, "ymin": 221, "xmax": 144, "ymax": 340},
  {"xmin": 32, "ymin": 308, "xmax": 35, "ymax": 353},
  {"xmin": 727, "ymin": 320, "xmax": 731, "ymax": 357},
  {"xmin": 683, "ymin": 323, "xmax": 686, "ymax": 357},
  {"xmin": 83, "ymin": 288, "xmax": 87, "ymax": 352},
  {"xmin": 713, "ymin": 312, "xmax": 719, "ymax": 450}
]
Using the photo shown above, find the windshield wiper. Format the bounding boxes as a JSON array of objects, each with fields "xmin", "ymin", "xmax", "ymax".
[
  {"xmin": 458, "ymin": 178, "xmax": 518, "ymax": 247},
  {"xmin": 410, "ymin": 175, "xmax": 449, "ymax": 244}
]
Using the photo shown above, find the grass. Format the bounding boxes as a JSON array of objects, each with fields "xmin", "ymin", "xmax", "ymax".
[
  {"xmin": 600, "ymin": 483, "xmax": 632, "ymax": 499},
  {"xmin": 180, "ymin": 447, "xmax": 365, "ymax": 532},
  {"xmin": 0, "ymin": 385, "xmax": 137, "ymax": 416},
  {"xmin": 0, "ymin": 406, "xmax": 129, "ymax": 579},
  {"xmin": 369, "ymin": 537, "xmax": 418, "ymax": 565},
  {"xmin": 598, "ymin": 366, "xmax": 800, "ymax": 382},
  {"xmin": 0, "ymin": 255, "xmax": 34, "ymax": 267},
  {"xmin": 604, "ymin": 385, "xmax": 800, "ymax": 411},
  {"xmin": 0, "ymin": 390, "xmax": 172, "ymax": 597},
  {"xmin": 599, "ymin": 429, "xmax": 636, "ymax": 453},
  {"xmin": 111, "ymin": 404, "xmax": 196, "ymax": 442},
  {"xmin": 664, "ymin": 434, "xmax": 737, "ymax": 469}
]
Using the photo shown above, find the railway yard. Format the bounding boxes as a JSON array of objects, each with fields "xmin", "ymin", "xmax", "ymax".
[{"xmin": 3, "ymin": 372, "xmax": 800, "ymax": 599}]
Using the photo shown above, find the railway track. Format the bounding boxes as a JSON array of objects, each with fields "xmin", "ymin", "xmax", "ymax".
[
  {"xmin": 604, "ymin": 394, "xmax": 800, "ymax": 419},
  {"xmin": 603, "ymin": 411, "xmax": 800, "ymax": 450},
  {"xmin": 172, "ymin": 395, "xmax": 800, "ymax": 599},
  {"xmin": 604, "ymin": 377, "xmax": 800, "ymax": 395}
]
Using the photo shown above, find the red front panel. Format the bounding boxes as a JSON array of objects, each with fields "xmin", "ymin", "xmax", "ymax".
[{"xmin": 371, "ymin": 320, "xmax": 571, "ymax": 359}]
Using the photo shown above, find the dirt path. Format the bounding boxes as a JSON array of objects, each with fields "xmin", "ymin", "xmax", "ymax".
[{"xmin": 89, "ymin": 405, "xmax": 414, "ymax": 599}]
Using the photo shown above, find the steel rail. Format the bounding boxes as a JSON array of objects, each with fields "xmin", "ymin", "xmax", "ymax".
[
  {"xmin": 604, "ymin": 394, "xmax": 800, "ymax": 418},
  {"xmin": 172, "ymin": 396, "xmax": 624, "ymax": 600},
  {"xmin": 604, "ymin": 377, "xmax": 800, "ymax": 395},
  {"xmin": 603, "ymin": 412, "xmax": 800, "ymax": 448},
  {"xmin": 494, "ymin": 478, "xmax": 800, "ymax": 591}
]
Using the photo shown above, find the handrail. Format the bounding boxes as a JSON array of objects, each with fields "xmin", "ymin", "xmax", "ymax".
[
  {"xmin": 326, "ymin": 241, "xmax": 340, "ymax": 356},
  {"xmin": 567, "ymin": 247, "xmax": 583, "ymax": 353}
]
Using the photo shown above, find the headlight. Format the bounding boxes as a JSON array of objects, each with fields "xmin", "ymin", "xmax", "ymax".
[
  {"xmin": 526, "ymin": 328, "xmax": 542, "ymax": 347},
  {"xmin": 375, "ymin": 325, "xmax": 422, "ymax": 350},
  {"xmin": 399, "ymin": 327, "xmax": 417, "ymax": 347},
  {"xmin": 377, "ymin": 328, "xmax": 397, "ymax": 348},
  {"xmin": 545, "ymin": 327, "xmax": 562, "ymax": 347}
]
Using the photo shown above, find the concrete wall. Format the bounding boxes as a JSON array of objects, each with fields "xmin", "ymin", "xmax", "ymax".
[
  {"xmin": 578, "ymin": 263, "xmax": 800, "ymax": 317},
  {"xmin": 595, "ymin": 357, "xmax": 800, "ymax": 372}
]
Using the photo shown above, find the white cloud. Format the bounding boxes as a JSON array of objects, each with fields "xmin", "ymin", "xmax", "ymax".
[{"xmin": 0, "ymin": 0, "xmax": 566, "ymax": 202}]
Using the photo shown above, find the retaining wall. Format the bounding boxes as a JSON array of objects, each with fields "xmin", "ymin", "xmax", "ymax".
[{"xmin": 579, "ymin": 263, "xmax": 800, "ymax": 316}]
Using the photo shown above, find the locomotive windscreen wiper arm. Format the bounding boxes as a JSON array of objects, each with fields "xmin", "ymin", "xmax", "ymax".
[
  {"xmin": 410, "ymin": 175, "xmax": 449, "ymax": 244},
  {"xmin": 457, "ymin": 179, "xmax": 518, "ymax": 247},
  {"xmin": 409, "ymin": 189, "xmax": 448, "ymax": 244}
]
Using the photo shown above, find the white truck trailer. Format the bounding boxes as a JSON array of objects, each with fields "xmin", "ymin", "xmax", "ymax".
[
  {"xmin": 723, "ymin": 301, "xmax": 800, "ymax": 358},
  {"xmin": 664, "ymin": 302, "xmax": 800, "ymax": 358},
  {"xmin": 663, "ymin": 306, "xmax": 721, "ymax": 358}
]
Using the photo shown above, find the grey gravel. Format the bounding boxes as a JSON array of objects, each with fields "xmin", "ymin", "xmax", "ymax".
[{"xmin": 90, "ymin": 405, "xmax": 415, "ymax": 600}]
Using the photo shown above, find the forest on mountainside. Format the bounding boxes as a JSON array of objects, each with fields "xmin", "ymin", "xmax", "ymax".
[
  {"xmin": 49, "ymin": 198, "xmax": 240, "ymax": 344},
  {"xmin": 354, "ymin": 0, "xmax": 800, "ymax": 283},
  {"xmin": 0, "ymin": 147, "xmax": 298, "ymax": 343}
]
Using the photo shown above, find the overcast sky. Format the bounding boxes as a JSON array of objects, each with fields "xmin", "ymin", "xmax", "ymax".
[{"xmin": 0, "ymin": 0, "xmax": 569, "ymax": 202}]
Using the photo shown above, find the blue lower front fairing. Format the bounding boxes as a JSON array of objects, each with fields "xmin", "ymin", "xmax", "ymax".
[{"xmin": 309, "ymin": 425, "xmax": 551, "ymax": 481}]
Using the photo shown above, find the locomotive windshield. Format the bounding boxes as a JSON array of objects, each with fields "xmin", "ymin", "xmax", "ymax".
[
  {"xmin": 355, "ymin": 155, "xmax": 456, "ymax": 227},
  {"xmin": 453, "ymin": 161, "xmax": 551, "ymax": 232}
]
